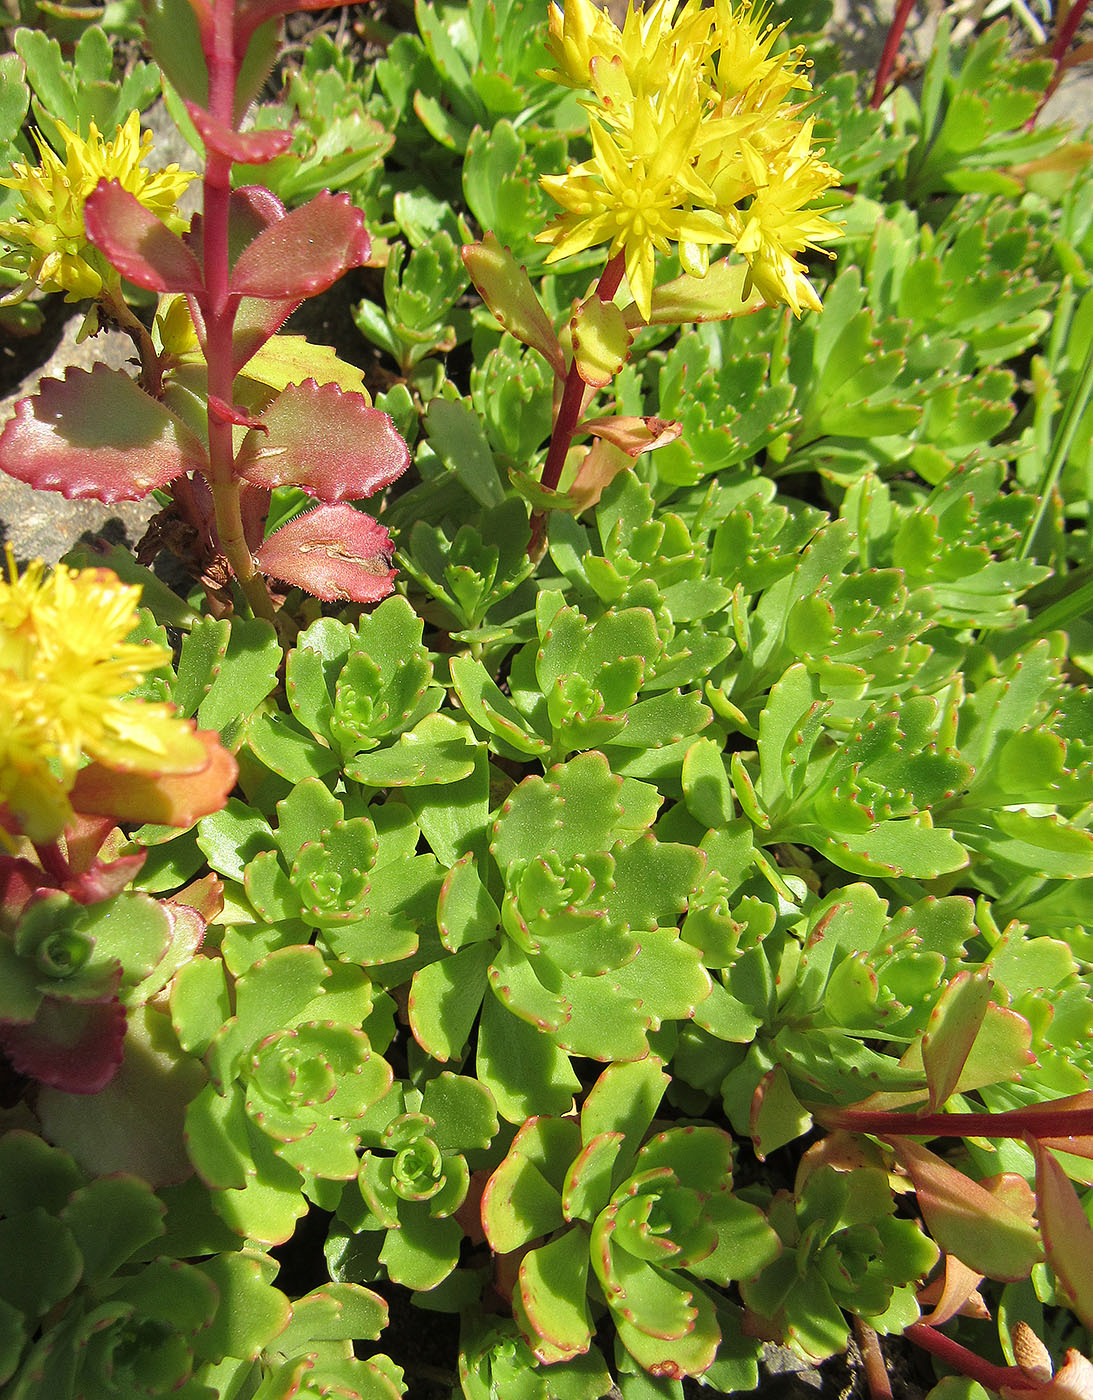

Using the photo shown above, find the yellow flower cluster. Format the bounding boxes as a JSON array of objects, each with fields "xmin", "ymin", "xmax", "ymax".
[
  {"xmin": 0, "ymin": 553, "xmax": 206, "ymax": 842},
  {"xmin": 538, "ymin": 0, "xmax": 842, "ymax": 320},
  {"xmin": 0, "ymin": 110, "xmax": 194, "ymax": 303}
]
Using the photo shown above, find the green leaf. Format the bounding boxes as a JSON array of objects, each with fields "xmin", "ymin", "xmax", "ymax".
[
  {"xmin": 477, "ymin": 988, "xmax": 581, "ymax": 1124},
  {"xmin": 893, "ymin": 1140, "xmax": 1042, "ymax": 1281},
  {"xmin": 519, "ymin": 1229, "xmax": 593, "ymax": 1358},
  {"xmin": 409, "ymin": 942, "xmax": 492, "ymax": 1061},
  {"xmin": 424, "ymin": 398, "xmax": 505, "ymax": 507},
  {"xmin": 192, "ymin": 1251, "xmax": 291, "ymax": 1363},
  {"xmin": 450, "ymin": 654, "xmax": 550, "ymax": 756}
]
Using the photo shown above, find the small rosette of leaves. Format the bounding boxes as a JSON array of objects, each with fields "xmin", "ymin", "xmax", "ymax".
[
  {"xmin": 0, "ymin": 884, "xmax": 201, "ymax": 1094},
  {"xmin": 174, "ymin": 943, "xmax": 393, "ymax": 1244},
  {"xmin": 198, "ymin": 775, "xmax": 443, "ymax": 974},
  {"xmin": 739, "ymin": 1162, "xmax": 939, "ymax": 1364},
  {"xmin": 267, "ymin": 594, "xmax": 448, "ymax": 782},
  {"xmin": 450, "ymin": 585, "xmax": 712, "ymax": 778},
  {"xmin": 330, "ymin": 1072, "xmax": 497, "ymax": 1292},
  {"xmin": 0, "ymin": 1131, "xmax": 218, "ymax": 1397},
  {"xmin": 410, "ymin": 752, "xmax": 711, "ymax": 1122},
  {"xmin": 458, "ymin": 1315, "xmax": 612, "ymax": 1400},
  {"xmin": 481, "ymin": 1059, "xmax": 779, "ymax": 1381}
]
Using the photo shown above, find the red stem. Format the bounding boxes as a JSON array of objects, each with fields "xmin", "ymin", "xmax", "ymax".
[
  {"xmin": 1029, "ymin": 0, "xmax": 1090, "ymax": 124},
  {"xmin": 528, "ymin": 251, "xmax": 626, "ymax": 557},
  {"xmin": 817, "ymin": 1103, "xmax": 1093, "ymax": 1140},
  {"xmin": 197, "ymin": 0, "xmax": 275, "ymax": 621},
  {"xmin": 871, "ymin": 0, "xmax": 917, "ymax": 108},
  {"xmin": 905, "ymin": 1324, "xmax": 1039, "ymax": 1394},
  {"xmin": 33, "ymin": 840, "xmax": 71, "ymax": 884}
]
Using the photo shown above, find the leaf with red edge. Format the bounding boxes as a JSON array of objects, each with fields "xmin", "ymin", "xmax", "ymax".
[
  {"xmin": 0, "ymin": 996, "xmax": 127, "ymax": 1093},
  {"xmin": 890, "ymin": 1139, "xmax": 1042, "ymax": 1281},
  {"xmin": 0, "ymin": 365, "xmax": 207, "ymax": 502},
  {"xmin": 255, "ymin": 504, "xmax": 397, "ymax": 603},
  {"xmin": 184, "ymin": 101, "xmax": 293, "ymax": 163},
  {"xmin": 71, "ymin": 729, "xmax": 238, "ymax": 828},
  {"xmin": 462, "ymin": 234, "xmax": 565, "ymax": 379},
  {"xmin": 233, "ymin": 0, "xmax": 343, "ymax": 45},
  {"xmin": 84, "ymin": 180, "xmax": 203, "ymax": 293},
  {"xmin": 235, "ymin": 380, "xmax": 409, "ymax": 502},
  {"xmin": 230, "ymin": 192, "xmax": 370, "ymax": 300},
  {"xmin": 1034, "ymin": 1143, "xmax": 1093, "ymax": 1330},
  {"xmin": 921, "ymin": 969, "xmax": 993, "ymax": 1112}
]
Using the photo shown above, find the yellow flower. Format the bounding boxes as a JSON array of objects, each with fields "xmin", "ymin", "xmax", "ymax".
[
  {"xmin": 0, "ymin": 553, "xmax": 208, "ymax": 842},
  {"xmin": 537, "ymin": 0, "xmax": 842, "ymax": 320},
  {"xmin": 731, "ymin": 121, "xmax": 843, "ymax": 315},
  {"xmin": 0, "ymin": 111, "xmax": 195, "ymax": 304}
]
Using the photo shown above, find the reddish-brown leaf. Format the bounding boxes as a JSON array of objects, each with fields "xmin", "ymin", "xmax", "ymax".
[
  {"xmin": 255, "ymin": 504, "xmax": 397, "ymax": 603},
  {"xmin": 230, "ymin": 191, "xmax": 370, "ymax": 300},
  {"xmin": 236, "ymin": 380, "xmax": 409, "ymax": 502},
  {"xmin": 71, "ymin": 729, "xmax": 238, "ymax": 828},
  {"xmin": 0, "ymin": 365, "xmax": 206, "ymax": 502},
  {"xmin": 84, "ymin": 180, "xmax": 204, "ymax": 293}
]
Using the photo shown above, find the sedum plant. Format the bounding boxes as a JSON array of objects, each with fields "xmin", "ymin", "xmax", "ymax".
[{"xmin": 1, "ymin": 0, "xmax": 1093, "ymax": 1397}]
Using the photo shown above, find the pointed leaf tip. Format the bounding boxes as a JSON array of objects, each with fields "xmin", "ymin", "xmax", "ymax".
[
  {"xmin": 84, "ymin": 180, "xmax": 203, "ymax": 293},
  {"xmin": 230, "ymin": 192, "xmax": 371, "ymax": 300},
  {"xmin": 185, "ymin": 101, "xmax": 294, "ymax": 163}
]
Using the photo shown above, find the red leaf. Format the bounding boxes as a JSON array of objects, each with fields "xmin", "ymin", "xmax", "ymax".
[
  {"xmin": 0, "ymin": 365, "xmax": 207, "ymax": 502},
  {"xmin": 84, "ymin": 180, "xmax": 203, "ymax": 293},
  {"xmin": 208, "ymin": 395, "xmax": 267, "ymax": 429},
  {"xmin": 185, "ymin": 101, "xmax": 294, "ymax": 163},
  {"xmin": 236, "ymin": 380, "xmax": 409, "ymax": 502},
  {"xmin": 71, "ymin": 729, "xmax": 238, "ymax": 828},
  {"xmin": 230, "ymin": 191, "xmax": 370, "ymax": 299},
  {"xmin": 0, "ymin": 997, "xmax": 127, "ymax": 1093},
  {"xmin": 255, "ymin": 504, "xmax": 397, "ymax": 603}
]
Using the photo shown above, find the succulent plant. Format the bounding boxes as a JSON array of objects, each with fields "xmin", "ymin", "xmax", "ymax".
[{"xmin": 481, "ymin": 1058, "xmax": 780, "ymax": 1381}]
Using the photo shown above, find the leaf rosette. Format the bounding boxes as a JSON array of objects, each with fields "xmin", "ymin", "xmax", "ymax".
[
  {"xmin": 332, "ymin": 1072, "xmax": 498, "ymax": 1292},
  {"xmin": 176, "ymin": 944, "xmax": 393, "ymax": 1243},
  {"xmin": 481, "ymin": 1059, "xmax": 779, "ymax": 1380},
  {"xmin": 410, "ymin": 752, "xmax": 710, "ymax": 1121}
]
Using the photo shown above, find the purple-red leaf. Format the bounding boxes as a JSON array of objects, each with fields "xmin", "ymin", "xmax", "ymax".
[
  {"xmin": 230, "ymin": 191, "xmax": 370, "ymax": 300},
  {"xmin": 0, "ymin": 996, "xmax": 127, "ymax": 1093},
  {"xmin": 185, "ymin": 101, "xmax": 293, "ymax": 163},
  {"xmin": 236, "ymin": 380, "xmax": 409, "ymax": 502},
  {"xmin": 0, "ymin": 365, "xmax": 207, "ymax": 502},
  {"xmin": 208, "ymin": 395, "xmax": 267, "ymax": 430},
  {"xmin": 84, "ymin": 180, "xmax": 203, "ymax": 293},
  {"xmin": 255, "ymin": 504, "xmax": 397, "ymax": 603}
]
